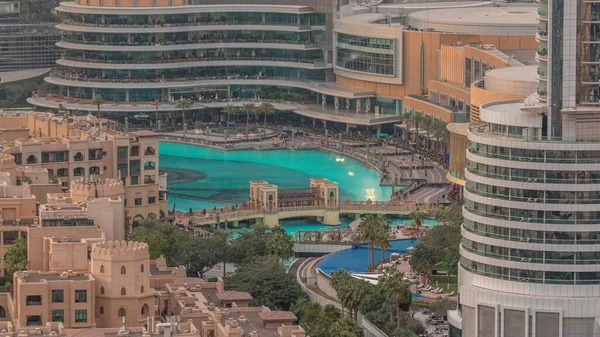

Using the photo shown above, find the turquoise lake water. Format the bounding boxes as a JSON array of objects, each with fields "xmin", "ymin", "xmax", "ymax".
[{"xmin": 159, "ymin": 142, "xmax": 392, "ymax": 211}]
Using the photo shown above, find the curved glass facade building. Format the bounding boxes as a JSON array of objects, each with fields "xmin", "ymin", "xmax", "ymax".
[
  {"xmin": 47, "ymin": 2, "xmax": 331, "ymax": 104},
  {"xmin": 452, "ymin": 1, "xmax": 600, "ymax": 336}
]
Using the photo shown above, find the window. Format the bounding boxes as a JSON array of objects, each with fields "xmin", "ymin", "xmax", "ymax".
[
  {"xmin": 74, "ymin": 152, "xmax": 84, "ymax": 161},
  {"xmin": 141, "ymin": 286, "xmax": 144, "ymax": 293},
  {"xmin": 26, "ymin": 316, "xmax": 42, "ymax": 326},
  {"xmin": 100, "ymin": 265, "xmax": 104, "ymax": 273},
  {"xmin": 75, "ymin": 310, "xmax": 87, "ymax": 323},
  {"xmin": 75, "ymin": 290, "xmax": 87, "ymax": 303},
  {"xmin": 100, "ymin": 287, "xmax": 105, "ymax": 295},
  {"xmin": 52, "ymin": 290, "xmax": 64, "ymax": 303},
  {"xmin": 141, "ymin": 304, "xmax": 149, "ymax": 316},
  {"xmin": 121, "ymin": 266, "xmax": 126, "ymax": 274},
  {"xmin": 131, "ymin": 176, "xmax": 138, "ymax": 185},
  {"xmin": 140, "ymin": 264, "xmax": 145, "ymax": 272},
  {"xmin": 26, "ymin": 295, "xmax": 42, "ymax": 306},
  {"xmin": 51, "ymin": 309, "xmax": 64, "ymax": 322},
  {"xmin": 118, "ymin": 308, "xmax": 126, "ymax": 317},
  {"xmin": 121, "ymin": 287, "xmax": 126, "ymax": 296},
  {"xmin": 134, "ymin": 198, "xmax": 142, "ymax": 206},
  {"xmin": 148, "ymin": 197, "xmax": 156, "ymax": 204},
  {"xmin": 74, "ymin": 167, "xmax": 84, "ymax": 176},
  {"xmin": 0, "ymin": 306, "xmax": 5, "ymax": 318},
  {"xmin": 99, "ymin": 306, "xmax": 104, "ymax": 315}
]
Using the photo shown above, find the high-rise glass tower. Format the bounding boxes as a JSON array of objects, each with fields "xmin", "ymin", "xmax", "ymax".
[{"xmin": 450, "ymin": 1, "xmax": 600, "ymax": 337}]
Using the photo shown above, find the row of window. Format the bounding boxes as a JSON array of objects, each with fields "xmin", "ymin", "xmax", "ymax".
[
  {"xmin": 461, "ymin": 257, "xmax": 600, "ymax": 285},
  {"xmin": 13, "ymin": 151, "xmax": 97, "ymax": 165},
  {"xmin": 336, "ymin": 47, "xmax": 394, "ymax": 75},
  {"xmin": 466, "ymin": 182, "xmax": 600, "ymax": 204},
  {"xmin": 464, "ymin": 202, "xmax": 600, "ymax": 225},
  {"xmin": 122, "ymin": 197, "xmax": 156, "ymax": 207},
  {"xmin": 463, "ymin": 219, "xmax": 600, "ymax": 245},
  {"xmin": 469, "ymin": 143, "xmax": 600, "ymax": 164},
  {"xmin": 62, "ymin": 30, "xmax": 324, "ymax": 47},
  {"xmin": 64, "ymin": 48, "xmax": 324, "ymax": 64},
  {"xmin": 465, "ymin": 57, "xmax": 494, "ymax": 88},
  {"xmin": 467, "ymin": 163, "xmax": 600, "ymax": 184},
  {"xmin": 99, "ymin": 264, "xmax": 144, "ymax": 274},
  {"xmin": 463, "ymin": 238, "xmax": 600, "ymax": 265},
  {"xmin": 28, "ymin": 290, "xmax": 87, "ymax": 305},
  {"xmin": 429, "ymin": 91, "xmax": 470, "ymax": 114},
  {"xmin": 62, "ymin": 12, "xmax": 326, "ymax": 27},
  {"xmin": 99, "ymin": 286, "xmax": 144, "ymax": 295}
]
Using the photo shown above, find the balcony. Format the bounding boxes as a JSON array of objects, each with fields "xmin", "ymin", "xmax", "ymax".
[{"xmin": 144, "ymin": 177, "xmax": 156, "ymax": 184}]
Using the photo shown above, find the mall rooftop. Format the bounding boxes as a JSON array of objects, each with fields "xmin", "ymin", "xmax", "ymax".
[{"xmin": 407, "ymin": 5, "xmax": 538, "ymax": 35}]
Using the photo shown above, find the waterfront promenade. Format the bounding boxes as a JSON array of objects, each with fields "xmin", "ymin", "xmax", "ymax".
[{"xmin": 158, "ymin": 130, "xmax": 450, "ymax": 204}]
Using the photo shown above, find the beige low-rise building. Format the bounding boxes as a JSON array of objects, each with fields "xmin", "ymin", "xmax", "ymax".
[{"xmin": 0, "ymin": 112, "xmax": 168, "ymax": 223}]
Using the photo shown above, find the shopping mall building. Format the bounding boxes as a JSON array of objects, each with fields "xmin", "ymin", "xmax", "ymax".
[{"xmin": 28, "ymin": 0, "xmax": 539, "ymax": 133}]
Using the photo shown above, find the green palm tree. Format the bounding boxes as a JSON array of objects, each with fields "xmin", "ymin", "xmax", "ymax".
[
  {"xmin": 241, "ymin": 103, "xmax": 256, "ymax": 141},
  {"xmin": 257, "ymin": 101, "xmax": 275, "ymax": 137},
  {"xmin": 266, "ymin": 225, "xmax": 295, "ymax": 265},
  {"xmin": 378, "ymin": 268, "xmax": 411, "ymax": 328},
  {"xmin": 221, "ymin": 103, "xmax": 238, "ymax": 140},
  {"xmin": 374, "ymin": 217, "xmax": 391, "ymax": 268},
  {"xmin": 409, "ymin": 111, "xmax": 424, "ymax": 149},
  {"xmin": 408, "ymin": 206, "xmax": 429, "ymax": 237},
  {"xmin": 421, "ymin": 114, "xmax": 433, "ymax": 152},
  {"xmin": 91, "ymin": 95, "xmax": 106, "ymax": 118},
  {"xmin": 432, "ymin": 119, "xmax": 450, "ymax": 154},
  {"xmin": 330, "ymin": 269, "xmax": 352, "ymax": 316},
  {"xmin": 176, "ymin": 98, "xmax": 193, "ymax": 138},
  {"xmin": 359, "ymin": 214, "xmax": 380, "ymax": 270}
]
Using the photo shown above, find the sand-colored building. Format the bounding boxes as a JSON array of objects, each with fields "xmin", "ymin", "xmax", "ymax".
[{"xmin": 0, "ymin": 112, "xmax": 167, "ymax": 222}]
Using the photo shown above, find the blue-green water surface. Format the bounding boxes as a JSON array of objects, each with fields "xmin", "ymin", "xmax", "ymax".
[{"xmin": 159, "ymin": 142, "xmax": 392, "ymax": 211}]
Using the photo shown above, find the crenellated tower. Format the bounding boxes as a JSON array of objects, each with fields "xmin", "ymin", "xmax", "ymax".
[{"xmin": 91, "ymin": 241, "xmax": 155, "ymax": 329}]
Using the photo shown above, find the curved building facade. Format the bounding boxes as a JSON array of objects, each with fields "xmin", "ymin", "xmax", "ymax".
[{"xmin": 49, "ymin": 2, "xmax": 330, "ymax": 104}]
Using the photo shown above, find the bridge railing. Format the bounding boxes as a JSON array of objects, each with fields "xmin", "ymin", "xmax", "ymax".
[
  {"xmin": 278, "ymin": 205, "xmax": 326, "ymax": 212},
  {"xmin": 185, "ymin": 210, "xmax": 264, "ymax": 225}
]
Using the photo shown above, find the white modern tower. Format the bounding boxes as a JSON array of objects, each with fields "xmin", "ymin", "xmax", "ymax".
[{"xmin": 450, "ymin": 1, "xmax": 600, "ymax": 337}]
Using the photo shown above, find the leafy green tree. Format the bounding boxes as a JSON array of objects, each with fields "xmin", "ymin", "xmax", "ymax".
[
  {"xmin": 176, "ymin": 97, "xmax": 193, "ymax": 136},
  {"xmin": 49, "ymin": 175, "xmax": 59, "ymax": 184},
  {"xmin": 408, "ymin": 243, "xmax": 438, "ymax": 282},
  {"xmin": 221, "ymin": 103, "xmax": 238, "ymax": 140},
  {"xmin": 430, "ymin": 298, "xmax": 457, "ymax": 317},
  {"xmin": 5, "ymin": 237, "xmax": 28, "ymax": 274},
  {"xmin": 292, "ymin": 299, "xmax": 361, "ymax": 337},
  {"xmin": 224, "ymin": 255, "xmax": 303, "ymax": 310},
  {"xmin": 18, "ymin": 0, "xmax": 60, "ymax": 23},
  {"xmin": 130, "ymin": 218, "xmax": 190, "ymax": 264},
  {"xmin": 267, "ymin": 225, "xmax": 295, "ymax": 265},
  {"xmin": 228, "ymin": 224, "xmax": 269, "ymax": 264},
  {"xmin": 180, "ymin": 235, "xmax": 226, "ymax": 278},
  {"xmin": 257, "ymin": 102, "xmax": 275, "ymax": 137}
]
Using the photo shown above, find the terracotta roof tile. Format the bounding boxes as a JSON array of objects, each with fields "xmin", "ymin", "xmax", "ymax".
[
  {"xmin": 216, "ymin": 291, "xmax": 253, "ymax": 301},
  {"xmin": 258, "ymin": 311, "xmax": 297, "ymax": 322}
]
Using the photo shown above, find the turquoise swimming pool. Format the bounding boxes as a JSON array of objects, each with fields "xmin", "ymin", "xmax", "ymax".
[
  {"xmin": 316, "ymin": 238, "xmax": 418, "ymax": 275},
  {"xmin": 159, "ymin": 142, "xmax": 393, "ymax": 211}
]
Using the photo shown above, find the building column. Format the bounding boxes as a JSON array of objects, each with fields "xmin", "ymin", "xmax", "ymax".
[
  {"xmin": 313, "ymin": 118, "xmax": 316, "ymax": 127},
  {"xmin": 125, "ymin": 89, "xmax": 130, "ymax": 102},
  {"xmin": 346, "ymin": 123, "xmax": 351, "ymax": 132}
]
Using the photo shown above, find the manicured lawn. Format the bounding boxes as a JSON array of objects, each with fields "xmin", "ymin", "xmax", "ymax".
[{"xmin": 431, "ymin": 274, "xmax": 458, "ymax": 293}]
